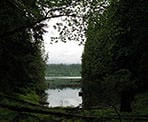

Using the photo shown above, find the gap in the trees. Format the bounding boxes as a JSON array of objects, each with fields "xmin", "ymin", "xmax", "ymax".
[{"xmin": 43, "ymin": 24, "xmax": 83, "ymax": 107}]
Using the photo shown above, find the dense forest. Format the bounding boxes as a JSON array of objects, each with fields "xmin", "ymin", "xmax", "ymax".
[
  {"xmin": 0, "ymin": 0, "xmax": 46, "ymax": 96},
  {"xmin": 46, "ymin": 64, "xmax": 81, "ymax": 76},
  {"xmin": 82, "ymin": 0, "xmax": 148, "ymax": 113},
  {"xmin": 0, "ymin": 0, "xmax": 148, "ymax": 121}
]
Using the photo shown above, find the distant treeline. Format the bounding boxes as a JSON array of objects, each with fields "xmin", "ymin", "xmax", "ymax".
[{"xmin": 46, "ymin": 64, "xmax": 81, "ymax": 76}]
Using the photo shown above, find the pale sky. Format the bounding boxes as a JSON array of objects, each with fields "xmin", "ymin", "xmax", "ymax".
[{"xmin": 43, "ymin": 18, "xmax": 84, "ymax": 64}]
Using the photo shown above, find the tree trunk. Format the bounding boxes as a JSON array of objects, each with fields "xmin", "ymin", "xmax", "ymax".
[{"xmin": 120, "ymin": 93, "xmax": 132, "ymax": 112}]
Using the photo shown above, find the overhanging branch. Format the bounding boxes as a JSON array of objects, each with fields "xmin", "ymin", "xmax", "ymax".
[{"xmin": 0, "ymin": 14, "xmax": 81, "ymax": 38}]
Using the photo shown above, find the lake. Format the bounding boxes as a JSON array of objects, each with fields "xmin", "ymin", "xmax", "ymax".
[{"xmin": 45, "ymin": 88, "xmax": 82, "ymax": 107}]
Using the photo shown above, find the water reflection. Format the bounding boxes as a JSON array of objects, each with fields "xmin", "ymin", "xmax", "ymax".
[{"xmin": 46, "ymin": 88, "xmax": 82, "ymax": 107}]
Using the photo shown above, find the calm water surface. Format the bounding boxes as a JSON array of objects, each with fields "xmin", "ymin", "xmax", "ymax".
[{"xmin": 46, "ymin": 88, "xmax": 82, "ymax": 107}]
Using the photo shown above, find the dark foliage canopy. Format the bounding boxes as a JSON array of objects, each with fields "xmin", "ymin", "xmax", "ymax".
[{"xmin": 82, "ymin": 0, "xmax": 148, "ymax": 112}]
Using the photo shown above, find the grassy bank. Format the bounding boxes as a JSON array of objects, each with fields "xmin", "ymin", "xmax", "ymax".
[{"xmin": 0, "ymin": 91, "xmax": 148, "ymax": 122}]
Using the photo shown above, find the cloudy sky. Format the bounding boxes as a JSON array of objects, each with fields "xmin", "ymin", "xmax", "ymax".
[{"xmin": 43, "ymin": 18, "xmax": 84, "ymax": 64}]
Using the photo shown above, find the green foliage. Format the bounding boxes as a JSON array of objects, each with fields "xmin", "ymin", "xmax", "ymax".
[
  {"xmin": 18, "ymin": 92, "xmax": 40, "ymax": 104},
  {"xmin": 0, "ymin": 0, "xmax": 46, "ymax": 95},
  {"xmin": 82, "ymin": 0, "xmax": 148, "ymax": 112},
  {"xmin": 0, "ymin": 91, "xmax": 148, "ymax": 122},
  {"xmin": 82, "ymin": 0, "xmax": 120, "ymax": 107},
  {"xmin": 133, "ymin": 92, "xmax": 148, "ymax": 114},
  {"xmin": 0, "ymin": 107, "xmax": 17, "ymax": 122}
]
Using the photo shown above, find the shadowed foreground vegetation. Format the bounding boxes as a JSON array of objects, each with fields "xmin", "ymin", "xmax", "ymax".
[{"xmin": 0, "ymin": 91, "xmax": 148, "ymax": 122}]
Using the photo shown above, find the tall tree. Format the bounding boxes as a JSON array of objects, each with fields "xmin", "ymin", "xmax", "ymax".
[
  {"xmin": 112, "ymin": 0, "xmax": 148, "ymax": 111},
  {"xmin": 82, "ymin": 0, "xmax": 148, "ymax": 112},
  {"xmin": 0, "ymin": 0, "xmax": 46, "ymax": 94}
]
